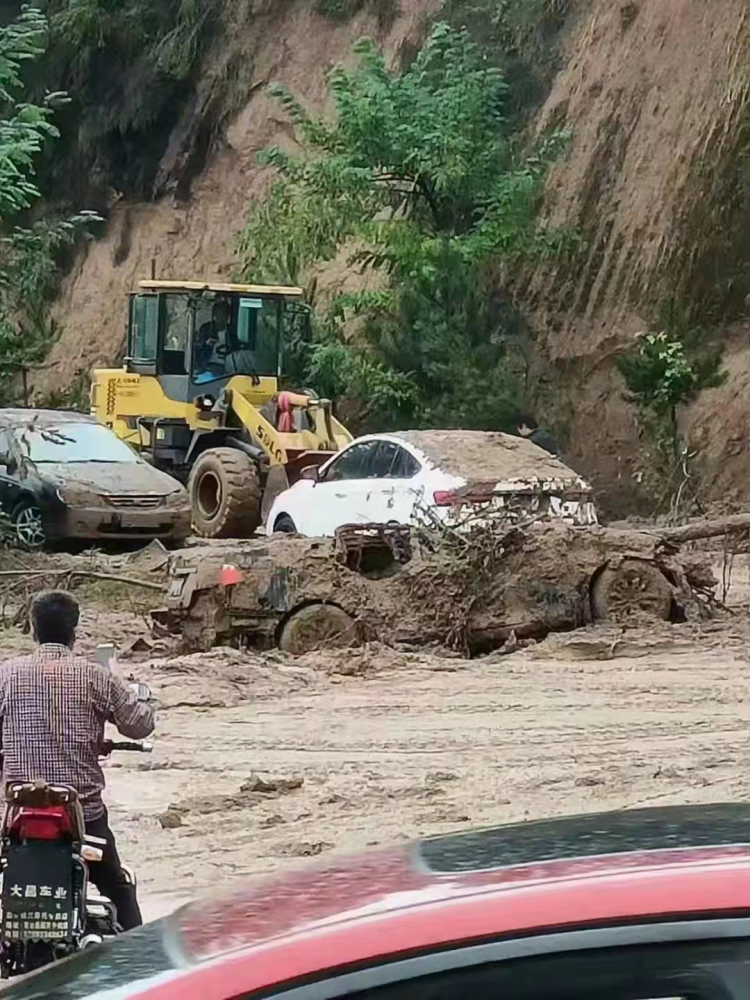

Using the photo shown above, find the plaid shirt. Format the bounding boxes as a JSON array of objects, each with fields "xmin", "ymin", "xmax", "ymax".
[{"xmin": 0, "ymin": 645, "xmax": 155, "ymax": 821}]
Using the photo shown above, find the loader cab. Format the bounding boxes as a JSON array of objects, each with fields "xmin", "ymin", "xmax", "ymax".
[{"xmin": 126, "ymin": 280, "xmax": 306, "ymax": 402}]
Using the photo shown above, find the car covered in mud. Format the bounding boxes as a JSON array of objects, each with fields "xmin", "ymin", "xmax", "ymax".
[
  {"xmin": 0, "ymin": 409, "xmax": 191, "ymax": 547},
  {"xmin": 266, "ymin": 430, "xmax": 598, "ymax": 536},
  {"xmin": 159, "ymin": 518, "xmax": 715, "ymax": 654}
]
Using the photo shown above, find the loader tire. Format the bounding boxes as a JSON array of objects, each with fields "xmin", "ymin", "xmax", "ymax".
[
  {"xmin": 189, "ymin": 447, "xmax": 262, "ymax": 538},
  {"xmin": 591, "ymin": 559, "xmax": 672, "ymax": 623},
  {"xmin": 278, "ymin": 604, "xmax": 356, "ymax": 655}
]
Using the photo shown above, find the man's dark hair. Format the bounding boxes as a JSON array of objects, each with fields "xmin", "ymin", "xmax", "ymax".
[
  {"xmin": 515, "ymin": 413, "xmax": 538, "ymax": 430},
  {"xmin": 31, "ymin": 591, "xmax": 80, "ymax": 647}
]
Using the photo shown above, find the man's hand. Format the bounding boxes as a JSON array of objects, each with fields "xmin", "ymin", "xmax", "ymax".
[{"xmin": 108, "ymin": 673, "xmax": 155, "ymax": 740}]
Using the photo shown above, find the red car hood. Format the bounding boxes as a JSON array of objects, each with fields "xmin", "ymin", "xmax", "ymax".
[{"xmin": 177, "ymin": 841, "xmax": 750, "ymax": 965}]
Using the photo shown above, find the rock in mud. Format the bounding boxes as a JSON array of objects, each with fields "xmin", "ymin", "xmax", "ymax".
[
  {"xmin": 158, "ymin": 807, "xmax": 186, "ymax": 829},
  {"xmin": 240, "ymin": 774, "xmax": 304, "ymax": 795},
  {"xmin": 260, "ymin": 814, "xmax": 286, "ymax": 828}
]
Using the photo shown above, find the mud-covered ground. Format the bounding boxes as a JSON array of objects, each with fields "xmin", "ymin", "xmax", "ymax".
[{"xmin": 2, "ymin": 557, "xmax": 750, "ymax": 922}]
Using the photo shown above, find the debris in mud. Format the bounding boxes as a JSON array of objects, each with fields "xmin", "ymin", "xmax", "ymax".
[
  {"xmin": 240, "ymin": 774, "xmax": 304, "ymax": 795},
  {"xmin": 120, "ymin": 636, "xmax": 157, "ymax": 658},
  {"xmin": 427, "ymin": 771, "xmax": 459, "ymax": 784},
  {"xmin": 260, "ymin": 814, "xmax": 287, "ymax": 828},
  {"xmin": 158, "ymin": 807, "xmax": 186, "ymax": 830},
  {"xmin": 123, "ymin": 539, "xmax": 171, "ymax": 575},
  {"xmin": 529, "ymin": 628, "xmax": 701, "ymax": 661},
  {"xmin": 277, "ymin": 840, "xmax": 334, "ymax": 857},
  {"xmin": 167, "ymin": 774, "xmax": 305, "ymax": 819},
  {"xmin": 418, "ymin": 809, "xmax": 471, "ymax": 825},
  {"xmin": 575, "ymin": 774, "xmax": 606, "ymax": 788}
]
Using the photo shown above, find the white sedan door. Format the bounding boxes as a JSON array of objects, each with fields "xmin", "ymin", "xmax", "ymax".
[
  {"xmin": 301, "ymin": 440, "xmax": 382, "ymax": 535},
  {"xmin": 361, "ymin": 440, "xmax": 425, "ymax": 525}
]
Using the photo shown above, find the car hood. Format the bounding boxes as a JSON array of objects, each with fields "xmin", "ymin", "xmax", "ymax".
[{"xmin": 36, "ymin": 462, "xmax": 183, "ymax": 496}]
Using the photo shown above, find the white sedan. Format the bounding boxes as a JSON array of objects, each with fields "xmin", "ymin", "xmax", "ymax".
[{"xmin": 266, "ymin": 430, "xmax": 598, "ymax": 537}]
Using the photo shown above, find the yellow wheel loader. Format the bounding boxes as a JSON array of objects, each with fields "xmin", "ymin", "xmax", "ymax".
[{"xmin": 91, "ymin": 280, "xmax": 352, "ymax": 538}]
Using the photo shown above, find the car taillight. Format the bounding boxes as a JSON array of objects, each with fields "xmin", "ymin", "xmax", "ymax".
[
  {"xmin": 433, "ymin": 490, "xmax": 487, "ymax": 507},
  {"xmin": 433, "ymin": 490, "xmax": 459, "ymax": 507},
  {"xmin": 8, "ymin": 807, "xmax": 71, "ymax": 842}
]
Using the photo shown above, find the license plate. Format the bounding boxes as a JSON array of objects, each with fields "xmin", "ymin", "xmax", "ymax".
[{"xmin": 1, "ymin": 843, "xmax": 75, "ymax": 942}]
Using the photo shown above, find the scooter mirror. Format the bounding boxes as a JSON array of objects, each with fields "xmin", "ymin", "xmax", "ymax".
[
  {"xmin": 94, "ymin": 644, "xmax": 116, "ymax": 670},
  {"xmin": 130, "ymin": 682, "xmax": 152, "ymax": 702}
]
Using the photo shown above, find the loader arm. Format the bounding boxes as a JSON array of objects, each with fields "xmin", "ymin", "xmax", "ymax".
[
  {"xmin": 226, "ymin": 386, "xmax": 289, "ymax": 465},
  {"xmin": 224, "ymin": 383, "xmax": 352, "ymax": 466}
]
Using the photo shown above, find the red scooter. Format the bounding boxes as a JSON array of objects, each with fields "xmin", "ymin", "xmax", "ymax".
[{"xmin": 0, "ymin": 736, "xmax": 152, "ymax": 978}]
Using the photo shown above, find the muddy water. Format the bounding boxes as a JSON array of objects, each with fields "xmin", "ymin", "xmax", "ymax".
[
  {"xmin": 112, "ymin": 624, "xmax": 750, "ymax": 921},
  {"xmin": 2, "ymin": 582, "xmax": 750, "ymax": 924}
]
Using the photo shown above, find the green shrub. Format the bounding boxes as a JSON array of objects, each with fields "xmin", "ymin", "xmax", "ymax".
[{"xmin": 238, "ymin": 23, "xmax": 568, "ymax": 431}]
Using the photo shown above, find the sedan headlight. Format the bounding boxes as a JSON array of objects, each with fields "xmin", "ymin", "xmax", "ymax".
[
  {"xmin": 55, "ymin": 486, "xmax": 101, "ymax": 506},
  {"xmin": 165, "ymin": 487, "xmax": 190, "ymax": 509}
]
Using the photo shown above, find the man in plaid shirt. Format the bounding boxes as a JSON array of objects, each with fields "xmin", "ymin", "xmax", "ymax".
[{"xmin": 0, "ymin": 591, "xmax": 155, "ymax": 930}]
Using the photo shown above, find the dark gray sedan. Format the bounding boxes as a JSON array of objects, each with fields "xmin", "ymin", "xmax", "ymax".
[{"xmin": 0, "ymin": 409, "xmax": 190, "ymax": 547}]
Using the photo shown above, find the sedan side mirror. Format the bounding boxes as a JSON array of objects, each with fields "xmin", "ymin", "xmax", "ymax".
[{"xmin": 300, "ymin": 465, "xmax": 319, "ymax": 483}]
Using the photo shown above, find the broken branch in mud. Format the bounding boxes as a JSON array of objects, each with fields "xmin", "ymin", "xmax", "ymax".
[
  {"xmin": 0, "ymin": 569, "xmax": 164, "ymax": 591},
  {"xmin": 657, "ymin": 513, "xmax": 750, "ymax": 544},
  {"xmin": 0, "ymin": 563, "xmax": 167, "ymax": 631}
]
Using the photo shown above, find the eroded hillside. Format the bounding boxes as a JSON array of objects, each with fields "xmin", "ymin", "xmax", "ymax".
[
  {"xmin": 36, "ymin": 0, "xmax": 750, "ymax": 505},
  {"xmin": 525, "ymin": 0, "xmax": 750, "ymax": 502},
  {"xmin": 37, "ymin": 0, "xmax": 439, "ymax": 390}
]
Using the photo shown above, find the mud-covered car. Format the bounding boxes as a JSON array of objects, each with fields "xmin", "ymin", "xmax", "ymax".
[
  {"xmin": 160, "ymin": 519, "xmax": 716, "ymax": 654},
  {"xmin": 0, "ymin": 409, "xmax": 191, "ymax": 547},
  {"xmin": 267, "ymin": 429, "xmax": 598, "ymax": 536}
]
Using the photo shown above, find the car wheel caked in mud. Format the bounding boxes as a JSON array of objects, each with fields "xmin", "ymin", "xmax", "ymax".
[
  {"xmin": 273, "ymin": 514, "xmax": 297, "ymax": 534},
  {"xmin": 12, "ymin": 501, "xmax": 45, "ymax": 550},
  {"xmin": 189, "ymin": 448, "xmax": 262, "ymax": 539},
  {"xmin": 591, "ymin": 558, "xmax": 673, "ymax": 623},
  {"xmin": 278, "ymin": 604, "xmax": 356, "ymax": 655}
]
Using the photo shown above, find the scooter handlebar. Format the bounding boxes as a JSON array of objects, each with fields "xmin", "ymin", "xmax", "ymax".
[{"xmin": 100, "ymin": 740, "xmax": 153, "ymax": 756}]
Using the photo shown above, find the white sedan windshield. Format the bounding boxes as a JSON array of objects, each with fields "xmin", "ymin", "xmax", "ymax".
[{"xmin": 20, "ymin": 423, "xmax": 140, "ymax": 464}]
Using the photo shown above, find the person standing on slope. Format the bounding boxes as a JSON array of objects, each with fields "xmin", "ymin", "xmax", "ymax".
[{"xmin": 515, "ymin": 415, "xmax": 561, "ymax": 458}]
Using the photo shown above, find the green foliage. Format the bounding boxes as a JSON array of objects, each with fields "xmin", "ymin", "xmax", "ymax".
[
  {"xmin": 617, "ymin": 326, "xmax": 726, "ymax": 517},
  {"xmin": 0, "ymin": 7, "xmax": 62, "ymax": 222},
  {"xmin": 618, "ymin": 333, "xmax": 724, "ymax": 424},
  {"xmin": 239, "ymin": 24, "xmax": 567, "ymax": 430},
  {"xmin": 315, "ymin": 0, "xmax": 362, "ymax": 18},
  {"xmin": 442, "ymin": 0, "xmax": 575, "ymax": 122},
  {"xmin": 38, "ymin": 367, "xmax": 91, "ymax": 411},
  {"xmin": 306, "ymin": 339, "xmax": 417, "ymax": 426},
  {"xmin": 28, "ymin": 0, "xmax": 223, "ymax": 200},
  {"xmin": 47, "ymin": 0, "xmax": 220, "ymax": 85},
  {"xmin": 444, "ymin": 0, "xmax": 573, "ymax": 56},
  {"xmin": 0, "ymin": 212, "xmax": 101, "ymax": 392},
  {"xmin": 0, "ymin": 8, "xmax": 101, "ymax": 404}
]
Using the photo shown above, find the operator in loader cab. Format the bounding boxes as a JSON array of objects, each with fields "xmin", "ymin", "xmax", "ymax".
[
  {"xmin": 195, "ymin": 298, "xmax": 232, "ymax": 374},
  {"xmin": 0, "ymin": 591, "xmax": 155, "ymax": 930}
]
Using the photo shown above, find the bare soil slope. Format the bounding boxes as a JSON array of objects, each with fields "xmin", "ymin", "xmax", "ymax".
[
  {"xmin": 34, "ymin": 0, "xmax": 750, "ymax": 505},
  {"xmin": 33, "ymin": 0, "xmax": 438, "ymax": 396},
  {"xmin": 526, "ymin": 0, "xmax": 750, "ymax": 495}
]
